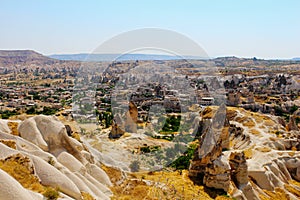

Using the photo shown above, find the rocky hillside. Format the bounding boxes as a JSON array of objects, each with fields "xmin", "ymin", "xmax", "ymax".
[
  {"xmin": 189, "ymin": 106, "xmax": 300, "ymax": 200},
  {"xmin": 212, "ymin": 56, "xmax": 300, "ymax": 67},
  {"xmin": 0, "ymin": 50, "xmax": 65, "ymax": 66},
  {"xmin": 0, "ymin": 115, "xmax": 113, "ymax": 200},
  {"xmin": 1, "ymin": 107, "xmax": 299, "ymax": 200}
]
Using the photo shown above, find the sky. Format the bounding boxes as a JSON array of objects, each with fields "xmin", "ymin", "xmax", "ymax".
[{"xmin": 0, "ymin": 0, "xmax": 300, "ymax": 59}]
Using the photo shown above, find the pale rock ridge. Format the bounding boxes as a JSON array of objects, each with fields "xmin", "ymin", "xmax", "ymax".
[
  {"xmin": 0, "ymin": 116, "xmax": 113, "ymax": 200},
  {"xmin": 0, "ymin": 168, "xmax": 40, "ymax": 200}
]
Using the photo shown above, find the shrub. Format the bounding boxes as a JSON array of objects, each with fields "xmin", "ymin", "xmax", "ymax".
[
  {"xmin": 1, "ymin": 110, "xmax": 18, "ymax": 119},
  {"xmin": 129, "ymin": 160, "xmax": 140, "ymax": 172},
  {"xmin": 47, "ymin": 157, "xmax": 55, "ymax": 166},
  {"xmin": 43, "ymin": 187, "xmax": 59, "ymax": 200},
  {"xmin": 290, "ymin": 105, "xmax": 298, "ymax": 114},
  {"xmin": 168, "ymin": 143, "xmax": 197, "ymax": 170}
]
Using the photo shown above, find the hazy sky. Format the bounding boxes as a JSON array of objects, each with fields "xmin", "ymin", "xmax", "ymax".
[{"xmin": 0, "ymin": 0, "xmax": 299, "ymax": 59}]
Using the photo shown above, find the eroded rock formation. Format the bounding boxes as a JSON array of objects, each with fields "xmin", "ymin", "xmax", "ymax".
[
  {"xmin": 189, "ymin": 106, "xmax": 300, "ymax": 199},
  {"xmin": 109, "ymin": 101, "xmax": 138, "ymax": 139},
  {"xmin": 0, "ymin": 115, "xmax": 113, "ymax": 200}
]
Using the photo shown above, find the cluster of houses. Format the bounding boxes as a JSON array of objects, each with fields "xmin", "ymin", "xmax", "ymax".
[{"xmin": 0, "ymin": 68, "xmax": 75, "ymax": 113}]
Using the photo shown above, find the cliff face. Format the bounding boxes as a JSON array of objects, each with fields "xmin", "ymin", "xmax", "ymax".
[
  {"xmin": 189, "ymin": 106, "xmax": 300, "ymax": 200},
  {"xmin": 0, "ymin": 115, "xmax": 112, "ymax": 200}
]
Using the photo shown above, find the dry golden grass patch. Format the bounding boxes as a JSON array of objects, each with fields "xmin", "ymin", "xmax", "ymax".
[
  {"xmin": 235, "ymin": 115, "xmax": 256, "ymax": 127},
  {"xmin": 288, "ymin": 151, "xmax": 295, "ymax": 156},
  {"xmin": 43, "ymin": 187, "xmax": 60, "ymax": 200},
  {"xmin": 110, "ymin": 170, "xmax": 234, "ymax": 200},
  {"xmin": 202, "ymin": 106, "xmax": 223, "ymax": 119},
  {"xmin": 81, "ymin": 191, "xmax": 95, "ymax": 200},
  {"xmin": 264, "ymin": 119, "xmax": 275, "ymax": 127},
  {"xmin": 0, "ymin": 139, "xmax": 16, "ymax": 149},
  {"xmin": 101, "ymin": 165, "xmax": 124, "ymax": 185},
  {"xmin": 248, "ymin": 110, "xmax": 274, "ymax": 125},
  {"xmin": 243, "ymin": 148, "xmax": 253, "ymax": 159},
  {"xmin": 249, "ymin": 129, "xmax": 261, "ymax": 136},
  {"xmin": 258, "ymin": 194, "xmax": 271, "ymax": 200},
  {"xmin": 242, "ymin": 119, "xmax": 256, "ymax": 128},
  {"xmin": 226, "ymin": 107, "xmax": 238, "ymax": 121},
  {"xmin": 284, "ymin": 184, "xmax": 300, "ymax": 197},
  {"xmin": 262, "ymin": 187, "xmax": 290, "ymax": 200},
  {"xmin": 215, "ymin": 196, "xmax": 234, "ymax": 200},
  {"xmin": 71, "ymin": 132, "xmax": 81, "ymax": 142},
  {"xmin": 0, "ymin": 151, "xmax": 69, "ymax": 199},
  {"xmin": 123, "ymin": 132, "xmax": 132, "ymax": 138},
  {"xmin": 111, "ymin": 179, "xmax": 154, "ymax": 200},
  {"xmin": 259, "ymin": 125, "xmax": 266, "ymax": 130},
  {"xmin": 0, "ymin": 153, "xmax": 44, "ymax": 193},
  {"xmin": 289, "ymin": 180, "xmax": 300, "ymax": 188},
  {"xmin": 291, "ymin": 146, "xmax": 297, "ymax": 151},
  {"xmin": 7, "ymin": 121, "xmax": 19, "ymax": 136},
  {"xmin": 255, "ymin": 146, "xmax": 271, "ymax": 153}
]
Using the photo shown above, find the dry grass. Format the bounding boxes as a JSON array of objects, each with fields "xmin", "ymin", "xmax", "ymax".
[
  {"xmin": 101, "ymin": 165, "xmax": 124, "ymax": 185},
  {"xmin": 262, "ymin": 187, "xmax": 290, "ymax": 200},
  {"xmin": 290, "ymin": 180, "xmax": 300, "ymax": 186},
  {"xmin": 226, "ymin": 108, "xmax": 238, "ymax": 121},
  {"xmin": 215, "ymin": 196, "xmax": 234, "ymax": 200},
  {"xmin": 287, "ymin": 151, "xmax": 295, "ymax": 156},
  {"xmin": 0, "ymin": 153, "xmax": 65, "ymax": 199},
  {"xmin": 242, "ymin": 119, "xmax": 256, "ymax": 128},
  {"xmin": 0, "ymin": 139, "xmax": 16, "ymax": 149},
  {"xmin": 249, "ymin": 129, "xmax": 261, "ymax": 136},
  {"xmin": 81, "ymin": 191, "xmax": 95, "ymax": 200},
  {"xmin": 243, "ymin": 148, "xmax": 253, "ymax": 159},
  {"xmin": 202, "ymin": 106, "xmax": 215, "ymax": 119},
  {"xmin": 110, "ymin": 170, "xmax": 234, "ymax": 200},
  {"xmin": 255, "ymin": 146, "xmax": 271, "ymax": 152},
  {"xmin": 284, "ymin": 184, "xmax": 300, "ymax": 197},
  {"xmin": 123, "ymin": 132, "xmax": 132, "ymax": 138},
  {"xmin": 0, "ymin": 153, "xmax": 45, "ymax": 193},
  {"xmin": 264, "ymin": 119, "xmax": 275, "ymax": 127},
  {"xmin": 251, "ymin": 112, "xmax": 271, "ymax": 124},
  {"xmin": 71, "ymin": 132, "xmax": 82, "ymax": 142},
  {"xmin": 43, "ymin": 187, "xmax": 60, "ymax": 200},
  {"xmin": 7, "ymin": 121, "xmax": 19, "ymax": 136}
]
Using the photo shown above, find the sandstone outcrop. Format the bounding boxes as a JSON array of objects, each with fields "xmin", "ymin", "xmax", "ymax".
[
  {"xmin": 0, "ymin": 116, "xmax": 113, "ymax": 200},
  {"xmin": 0, "ymin": 168, "xmax": 40, "ymax": 200},
  {"xmin": 189, "ymin": 106, "xmax": 300, "ymax": 199},
  {"xmin": 109, "ymin": 101, "xmax": 138, "ymax": 139}
]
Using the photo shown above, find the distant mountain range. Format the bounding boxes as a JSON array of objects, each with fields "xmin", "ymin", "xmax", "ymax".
[
  {"xmin": 0, "ymin": 50, "xmax": 300, "ymax": 68},
  {"xmin": 0, "ymin": 50, "xmax": 61, "ymax": 66},
  {"xmin": 49, "ymin": 53, "xmax": 203, "ymax": 61}
]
